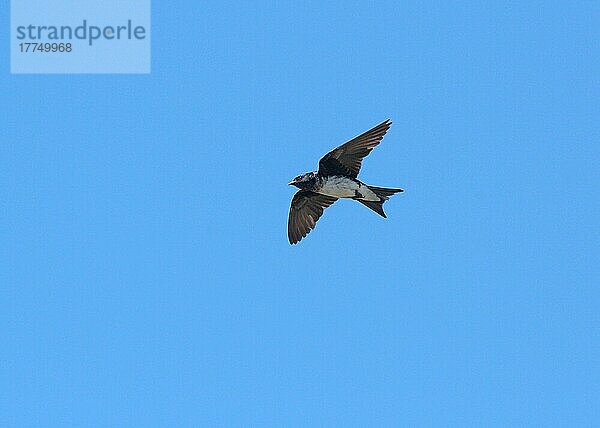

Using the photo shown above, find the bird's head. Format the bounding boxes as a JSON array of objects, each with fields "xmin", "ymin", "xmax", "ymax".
[{"xmin": 288, "ymin": 172, "xmax": 315, "ymax": 189}]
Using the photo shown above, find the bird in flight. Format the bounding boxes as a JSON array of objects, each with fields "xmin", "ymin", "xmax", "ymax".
[{"xmin": 288, "ymin": 119, "xmax": 403, "ymax": 244}]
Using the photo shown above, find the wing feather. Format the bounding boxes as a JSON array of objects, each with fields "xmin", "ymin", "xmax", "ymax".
[
  {"xmin": 318, "ymin": 119, "xmax": 392, "ymax": 178},
  {"xmin": 288, "ymin": 190, "xmax": 338, "ymax": 244}
]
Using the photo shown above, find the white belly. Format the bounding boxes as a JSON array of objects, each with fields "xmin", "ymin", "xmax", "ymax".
[{"xmin": 319, "ymin": 176, "xmax": 379, "ymax": 201}]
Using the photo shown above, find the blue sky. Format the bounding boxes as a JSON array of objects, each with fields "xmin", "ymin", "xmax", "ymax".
[{"xmin": 1, "ymin": 1, "xmax": 599, "ymax": 426}]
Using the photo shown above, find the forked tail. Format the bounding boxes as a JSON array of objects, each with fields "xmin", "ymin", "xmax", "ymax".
[{"xmin": 357, "ymin": 185, "xmax": 404, "ymax": 218}]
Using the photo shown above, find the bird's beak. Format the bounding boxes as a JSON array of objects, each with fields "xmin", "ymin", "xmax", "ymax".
[{"xmin": 288, "ymin": 181, "xmax": 295, "ymax": 186}]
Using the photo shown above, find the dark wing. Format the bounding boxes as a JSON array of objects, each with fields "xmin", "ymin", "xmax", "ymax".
[
  {"xmin": 318, "ymin": 119, "xmax": 392, "ymax": 178},
  {"xmin": 288, "ymin": 190, "xmax": 338, "ymax": 245}
]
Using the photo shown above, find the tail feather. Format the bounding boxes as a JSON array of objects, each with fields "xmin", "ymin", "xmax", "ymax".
[
  {"xmin": 367, "ymin": 186, "xmax": 404, "ymax": 199},
  {"xmin": 357, "ymin": 185, "xmax": 404, "ymax": 218},
  {"xmin": 357, "ymin": 199, "xmax": 387, "ymax": 217}
]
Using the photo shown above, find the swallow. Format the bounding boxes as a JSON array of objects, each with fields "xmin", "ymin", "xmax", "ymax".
[{"xmin": 288, "ymin": 119, "xmax": 403, "ymax": 244}]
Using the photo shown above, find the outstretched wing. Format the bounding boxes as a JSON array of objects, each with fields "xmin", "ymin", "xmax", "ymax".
[
  {"xmin": 318, "ymin": 119, "xmax": 392, "ymax": 178},
  {"xmin": 288, "ymin": 190, "xmax": 338, "ymax": 245}
]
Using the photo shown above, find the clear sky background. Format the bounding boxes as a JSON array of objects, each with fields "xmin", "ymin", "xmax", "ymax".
[{"xmin": 1, "ymin": 1, "xmax": 598, "ymax": 426}]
